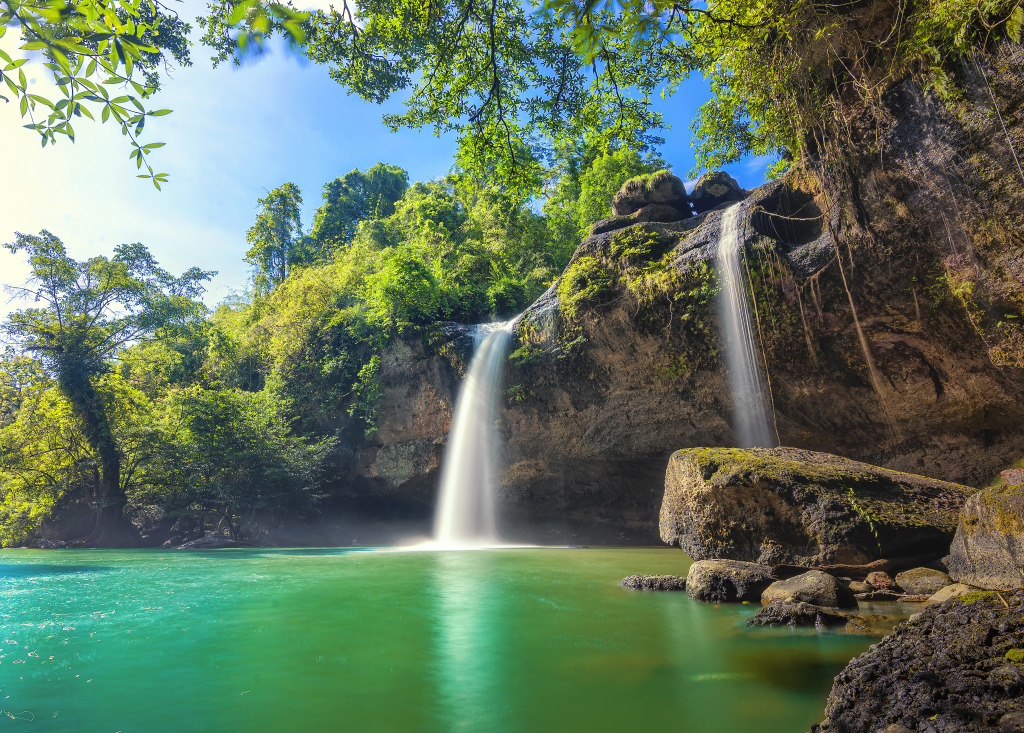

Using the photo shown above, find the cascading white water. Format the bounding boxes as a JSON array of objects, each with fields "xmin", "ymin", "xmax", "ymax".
[
  {"xmin": 433, "ymin": 320, "xmax": 514, "ymax": 547},
  {"xmin": 717, "ymin": 204, "xmax": 777, "ymax": 449}
]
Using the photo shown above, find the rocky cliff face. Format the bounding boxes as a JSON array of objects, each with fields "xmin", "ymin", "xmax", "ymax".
[
  {"xmin": 492, "ymin": 42, "xmax": 1024, "ymax": 544},
  {"xmin": 332, "ymin": 44, "xmax": 1024, "ymax": 546}
]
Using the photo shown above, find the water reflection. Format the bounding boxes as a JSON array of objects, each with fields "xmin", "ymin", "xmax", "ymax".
[{"xmin": 431, "ymin": 551, "xmax": 512, "ymax": 733}]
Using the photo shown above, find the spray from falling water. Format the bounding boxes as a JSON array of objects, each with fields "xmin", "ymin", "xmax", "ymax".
[
  {"xmin": 717, "ymin": 204, "xmax": 777, "ymax": 448},
  {"xmin": 433, "ymin": 320, "xmax": 515, "ymax": 548}
]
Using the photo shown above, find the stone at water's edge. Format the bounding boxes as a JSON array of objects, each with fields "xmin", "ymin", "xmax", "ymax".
[
  {"xmin": 947, "ymin": 484, "xmax": 1024, "ymax": 590},
  {"xmin": 685, "ymin": 559, "xmax": 774, "ymax": 602},
  {"xmin": 660, "ymin": 447, "xmax": 977, "ymax": 566},
  {"xmin": 762, "ymin": 570, "xmax": 858, "ymax": 608},
  {"xmin": 894, "ymin": 567, "xmax": 953, "ymax": 595},
  {"xmin": 810, "ymin": 590, "xmax": 1024, "ymax": 732},
  {"xmin": 925, "ymin": 582, "xmax": 978, "ymax": 605}
]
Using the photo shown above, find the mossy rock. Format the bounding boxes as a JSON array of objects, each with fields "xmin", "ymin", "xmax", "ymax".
[
  {"xmin": 659, "ymin": 447, "xmax": 977, "ymax": 566},
  {"xmin": 611, "ymin": 170, "xmax": 690, "ymax": 217},
  {"xmin": 947, "ymin": 484, "xmax": 1024, "ymax": 590}
]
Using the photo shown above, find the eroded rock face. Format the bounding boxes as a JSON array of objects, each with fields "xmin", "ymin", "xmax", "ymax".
[
  {"xmin": 947, "ymin": 484, "xmax": 1024, "ymax": 590},
  {"xmin": 659, "ymin": 447, "xmax": 976, "ymax": 566},
  {"xmin": 685, "ymin": 559, "xmax": 774, "ymax": 602},
  {"xmin": 811, "ymin": 590, "xmax": 1024, "ymax": 732}
]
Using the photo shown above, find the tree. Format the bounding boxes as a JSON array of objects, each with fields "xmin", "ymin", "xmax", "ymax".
[
  {"xmin": 1, "ymin": 230, "xmax": 213, "ymax": 545},
  {"xmin": 244, "ymin": 182, "xmax": 306, "ymax": 292},
  {"xmin": 310, "ymin": 163, "xmax": 410, "ymax": 249}
]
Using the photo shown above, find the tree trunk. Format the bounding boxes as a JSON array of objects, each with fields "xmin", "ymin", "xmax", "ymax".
[{"xmin": 60, "ymin": 367, "xmax": 137, "ymax": 547}]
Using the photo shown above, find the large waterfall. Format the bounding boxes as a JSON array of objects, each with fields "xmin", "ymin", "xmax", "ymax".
[
  {"xmin": 717, "ymin": 204, "xmax": 777, "ymax": 448},
  {"xmin": 433, "ymin": 320, "xmax": 514, "ymax": 547}
]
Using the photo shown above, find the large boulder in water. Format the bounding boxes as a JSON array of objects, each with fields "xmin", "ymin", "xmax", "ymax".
[
  {"xmin": 659, "ymin": 447, "xmax": 977, "ymax": 566},
  {"xmin": 685, "ymin": 559, "xmax": 774, "ymax": 602},
  {"xmin": 946, "ymin": 483, "xmax": 1024, "ymax": 590},
  {"xmin": 761, "ymin": 570, "xmax": 858, "ymax": 608}
]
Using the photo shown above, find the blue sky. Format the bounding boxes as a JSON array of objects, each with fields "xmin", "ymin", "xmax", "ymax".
[{"xmin": 0, "ymin": 1, "xmax": 769, "ymax": 320}]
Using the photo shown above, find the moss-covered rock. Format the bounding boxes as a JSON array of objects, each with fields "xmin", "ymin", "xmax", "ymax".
[
  {"xmin": 611, "ymin": 170, "xmax": 690, "ymax": 217},
  {"xmin": 660, "ymin": 447, "xmax": 977, "ymax": 566},
  {"xmin": 811, "ymin": 590, "xmax": 1024, "ymax": 732},
  {"xmin": 688, "ymin": 171, "xmax": 746, "ymax": 215},
  {"xmin": 895, "ymin": 567, "xmax": 953, "ymax": 595},
  {"xmin": 762, "ymin": 570, "xmax": 858, "ymax": 608},
  {"xmin": 947, "ymin": 484, "xmax": 1024, "ymax": 590},
  {"xmin": 685, "ymin": 558, "xmax": 774, "ymax": 602}
]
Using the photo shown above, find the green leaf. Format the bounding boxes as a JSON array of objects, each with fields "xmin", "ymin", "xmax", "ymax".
[
  {"xmin": 1009, "ymin": 5, "xmax": 1023, "ymax": 44},
  {"xmin": 148, "ymin": 109, "xmax": 171, "ymax": 116}
]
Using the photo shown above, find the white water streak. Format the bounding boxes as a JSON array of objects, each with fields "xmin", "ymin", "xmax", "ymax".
[
  {"xmin": 717, "ymin": 205, "xmax": 777, "ymax": 449},
  {"xmin": 433, "ymin": 321, "xmax": 514, "ymax": 547}
]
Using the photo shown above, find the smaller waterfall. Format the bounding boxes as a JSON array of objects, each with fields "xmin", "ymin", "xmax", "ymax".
[
  {"xmin": 433, "ymin": 320, "xmax": 514, "ymax": 547},
  {"xmin": 717, "ymin": 204, "xmax": 777, "ymax": 449}
]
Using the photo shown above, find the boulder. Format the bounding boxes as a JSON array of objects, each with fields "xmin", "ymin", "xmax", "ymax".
[
  {"xmin": 747, "ymin": 601, "xmax": 852, "ymax": 628},
  {"xmin": 895, "ymin": 567, "xmax": 953, "ymax": 595},
  {"xmin": 660, "ymin": 447, "xmax": 976, "ymax": 566},
  {"xmin": 687, "ymin": 171, "xmax": 746, "ymax": 214},
  {"xmin": 925, "ymin": 582, "xmax": 979, "ymax": 605},
  {"xmin": 685, "ymin": 559, "xmax": 774, "ymax": 602},
  {"xmin": 947, "ymin": 484, "xmax": 1024, "ymax": 590},
  {"xmin": 810, "ymin": 590, "xmax": 1024, "ymax": 732},
  {"xmin": 620, "ymin": 574, "xmax": 687, "ymax": 591},
  {"xmin": 762, "ymin": 570, "xmax": 858, "ymax": 608},
  {"xmin": 611, "ymin": 170, "xmax": 690, "ymax": 217},
  {"xmin": 865, "ymin": 571, "xmax": 897, "ymax": 590}
]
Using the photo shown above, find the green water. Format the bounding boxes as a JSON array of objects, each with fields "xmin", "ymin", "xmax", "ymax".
[{"xmin": 0, "ymin": 548, "xmax": 873, "ymax": 732}]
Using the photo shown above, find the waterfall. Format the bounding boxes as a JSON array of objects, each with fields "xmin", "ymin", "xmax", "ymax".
[
  {"xmin": 717, "ymin": 204, "xmax": 777, "ymax": 449},
  {"xmin": 433, "ymin": 320, "xmax": 514, "ymax": 547}
]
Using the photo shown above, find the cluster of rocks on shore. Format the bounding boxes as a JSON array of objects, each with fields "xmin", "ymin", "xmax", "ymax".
[{"xmin": 625, "ymin": 446, "xmax": 1024, "ymax": 730}]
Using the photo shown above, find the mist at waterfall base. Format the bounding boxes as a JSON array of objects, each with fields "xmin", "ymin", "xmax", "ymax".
[
  {"xmin": 717, "ymin": 205, "xmax": 778, "ymax": 449},
  {"xmin": 430, "ymin": 319, "xmax": 516, "ymax": 549}
]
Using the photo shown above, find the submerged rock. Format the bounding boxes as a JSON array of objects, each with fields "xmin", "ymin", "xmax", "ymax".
[
  {"xmin": 947, "ymin": 484, "xmax": 1024, "ymax": 590},
  {"xmin": 685, "ymin": 559, "xmax": 774, "ymax": 602},
  {"xmin": 895, "ymin": 567, "xmax": 953, "ymax": 595},
  {"xmin": 747, "ymin": 601, "xmax": 852, "ymax": 628},
  {"xmin": 811, "ymin": 590, "xmax": 1024, "ymax": 732},
  {"xmin": 660, "ymin": 447, "xmax": 976, "ymax": 566},
  {"xmin": 762, "ymin": 570, "xmax": 858, "ymax": 608},
  {"xmin": 620, "ymin": 574, "xmax": 687, "ymax": 591}
]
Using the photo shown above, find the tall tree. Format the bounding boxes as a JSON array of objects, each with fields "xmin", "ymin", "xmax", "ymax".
[
  {"xmin": 310, "ymin": 163, "xmax": 410, "ymax": 249},
  {"xmin": 245, "ymin": 182, "xmax": 306, "ymax": 292},
  {"xmin": 2, "ymin": 231, "xmax": 213, "ymax": 545}
]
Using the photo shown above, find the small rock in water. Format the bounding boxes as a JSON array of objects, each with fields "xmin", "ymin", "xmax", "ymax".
[
  {"xmin": 747, "ymin": 601, "xmax": 851, "ymax": 628},
  {"xmin": 848, "ymin": 581, "xmax": 872, "ymax": 593},
  {"xmin": 620, "ymin": 574, "xmax": 686, "ymax": 591},
  {"xmin": 686, "ymin": 559, "xmax": 774, "ymax": 602},
  {"xmin": 895, "ymin": 567, "xmax": 953, "ymax": 595},
  {"xmin": 854, "ymin": 590, "xmax": 907, "ymax": 602},
  {"xmin": 865, "ymin": 571, "xmax": 897, "ymax": 590},
  {"xmin": 762, "ymin": 570, "xmax": 858, "ymax": 609}
]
